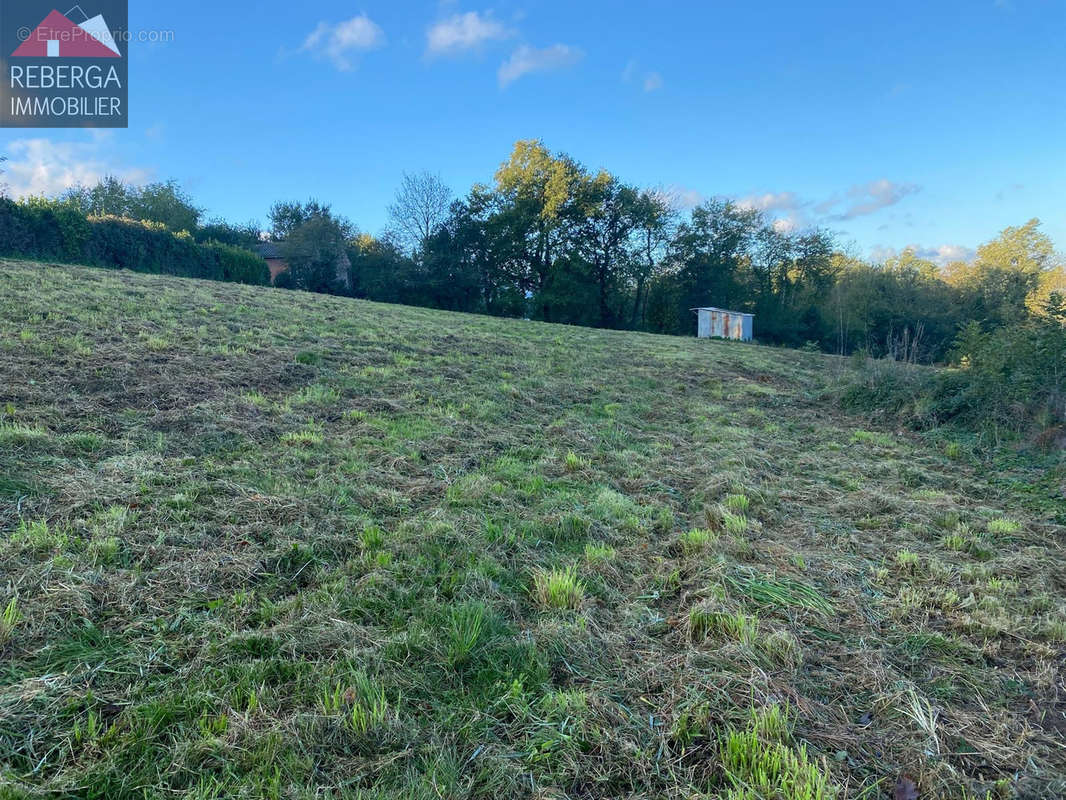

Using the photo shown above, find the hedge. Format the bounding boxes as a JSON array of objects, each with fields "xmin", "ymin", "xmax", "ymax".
[{"xmin": 0, "ymin": 197, "xmax": 270, "ymax": 286}]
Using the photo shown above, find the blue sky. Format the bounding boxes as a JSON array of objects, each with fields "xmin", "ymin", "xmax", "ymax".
[{"xmin": 2, "ymin": 0, "xmax": 1064, "ymax": 263}]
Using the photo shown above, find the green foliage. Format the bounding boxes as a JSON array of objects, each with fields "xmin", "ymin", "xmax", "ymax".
[
  {"xmin": 444, "ymin": 601, "xmax": 487, "ymax": 666},
  {"xmin": 840, "ymin": 318, "xmax": 1066, "ymax": 440},
  {"xmin": 0, "ymin": 596, "xmax": 21, "ymax": 645},
  {"xmin": 727, "ymin": 573, "xmax": 835, "ymax": 616},
  {"xmin": 720, "ymin": 723, "xmax": 835, "ymax": 800},
  {"xmin": 531, "ymin": 565, "xmax": 585, "ymax": 610},
  {"xmin": 280, "ymin": 213, "xmax": 352, "ymax": 294},
  {"xmin": 61, "ymin": 177, "xmax": 203, "ymax": 232},
  {"xmin": 680, "ymin": 527, "xmax": 718, "ymax": 554},
  {"xmin": 0, "ymin": 197, "xmax": 269, "ymax": 285},
  {"xmin": 202, "ymin": 240, "xmax": 271, "ymax": 285}
]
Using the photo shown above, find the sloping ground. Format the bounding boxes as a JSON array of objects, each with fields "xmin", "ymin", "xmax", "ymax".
[{"xmin": 0, "ymin": 259, "xmax": 1063, "ymax": 800}]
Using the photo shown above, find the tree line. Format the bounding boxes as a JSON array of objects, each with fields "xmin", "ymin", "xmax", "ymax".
[
  {"xmin": 265, "ymin": 140, "xmax": 1065, "ymax": 363},
  {"xmin": 6, "ymin": 141, "xmax": 1064, "ymax": 364}
]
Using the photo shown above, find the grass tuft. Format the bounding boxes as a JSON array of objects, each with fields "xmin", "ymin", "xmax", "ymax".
[
  {"xmin": 680, "ymin": 527, "xmax": 719, "ymax": 554},
  {"xmin": 532, "ymin": 565, "xmax": 585, "ymax": 610},
  {"xmin": 0, "ymin": 596, "xmax": 21, "ymax": 645},
  {"xmin": 728, "ymin": 572, "xmax": 835, "ymax": 616},
  {"xmin": 689, "ymin": 607, "xmax": 759, "ymax": 645}
]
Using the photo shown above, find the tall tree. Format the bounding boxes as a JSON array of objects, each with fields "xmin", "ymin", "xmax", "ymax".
[
  {"xmin": 387, "ymin": 171, "xmax": 453, "ymax": 259},
  {"xmin": 268, "ymin": 199, "xmax": 335, "ymax": 241},
  {"xmin": 280, "ymin": 215, "xmax": 352, "ymax": 294},
  {"xmin": 628, "ymin": 190, "xmax": 675, "ymax": 328},
  {"xmin": 946, "ymin": 219, "xmax": 1060, "ymax": 326}
]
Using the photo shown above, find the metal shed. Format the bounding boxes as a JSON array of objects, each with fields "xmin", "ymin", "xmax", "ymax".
[{"xmin": 693, "ymin": 307, "xmax": 754, "ymax": 342}]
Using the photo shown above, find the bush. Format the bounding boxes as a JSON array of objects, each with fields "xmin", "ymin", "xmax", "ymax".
[
  {"xmin": 839, "ymin": 319, "xmax": 1066, "ymax": 441},
  {"xmin": 0, "ymin": 198, "xmax": 269, "ymax": 286},
  {"xmin": 202, "ymin": 241, "xmax": 271, "ymax": 285}
]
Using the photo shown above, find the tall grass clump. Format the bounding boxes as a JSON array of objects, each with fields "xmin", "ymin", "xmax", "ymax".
[
  {"xmin": 532, "ymin": 565, "xmax": 585, "ymax": 610},
  {"xmin": 445, "ymin": 601, "xmax": 486, "ymax": 666},
  {"xmin": 0, "ymin": 597, "xmax": 21, "ymax": 645}
]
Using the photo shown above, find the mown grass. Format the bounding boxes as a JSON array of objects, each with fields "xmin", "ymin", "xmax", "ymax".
[{"xmin": 0, "ymin": 259, "xmax": 1064, "ymax": 798}]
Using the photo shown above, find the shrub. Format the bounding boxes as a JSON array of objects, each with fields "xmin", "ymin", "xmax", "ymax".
[
  {"xmin": 202, "ymin": 240, "xmax": 271, "ymax": 285},
  {"xmin": 839, "ymin": 319, "xmax": 1066, "ymax": 442},
  {"xmin": 0, "ymin": 198, "xmax": 270, "ymax": 286}
]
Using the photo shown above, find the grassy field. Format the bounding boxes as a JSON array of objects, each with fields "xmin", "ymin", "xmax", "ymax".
[{"xmin": 1, "ymin": 259, "xmax": 1064, "ymax": 800}]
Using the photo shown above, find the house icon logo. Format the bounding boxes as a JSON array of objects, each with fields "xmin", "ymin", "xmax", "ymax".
[
  {"xmin": 2, "ymin": 0, "xmax": 128, "ymax": 128},
  {"xmin": 11, "ymin": 6, "xmax": 121, "ymax": 59}
]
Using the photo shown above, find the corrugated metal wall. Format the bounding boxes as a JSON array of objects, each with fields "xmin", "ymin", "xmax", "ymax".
[{"xmin": 696, "ymin": 309, "xmax": 753, "ymax": 341}]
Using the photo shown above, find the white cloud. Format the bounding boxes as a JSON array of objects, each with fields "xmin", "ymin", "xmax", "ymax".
[
  {"xmin": 1, "ymin": 137, "xmax": 150, "ymax": 198},
  {"xmin": 731, "ymin": 179, "xmax": 918, "ymax": 234},
  {"xmin": 657, "ymin": 184, "xmax": 704, "ymax": 210},
  {"xmin": 622, "ymin": 60, "xmax": 663, "ymax": 92},
  {"xmin": 772, "ymin": 215, "xmax": 802, "ymax": 234},
  {"xmin": 300, "ymin": 14, "xmax": 385, "ymax": 71},
  {"xmin": 498, "ymin": 43, "xmax": 582, "ymax": 87},
  {"xmin": 870, "ymin": 243, "xmax": 975, "ymax": 267},
  {"xmin": 426, "ymin": 12, "xmax": 513, "ymax": 56},
  {"xmin": 819, "ymin": 179, "xmax": 920, "ymax": 220},
  {"xmin": 734, "ymin": 191, "xmax": 802, "ymax": 213}
]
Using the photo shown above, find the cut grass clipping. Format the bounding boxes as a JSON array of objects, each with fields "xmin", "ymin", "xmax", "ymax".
[
  {"xmin": 2, "ymin": 262, "xmax": 1064, "ymax": 799},
  {"xmin": 727, "ymin": 571, "xmax": 835, "ymax": 616}
]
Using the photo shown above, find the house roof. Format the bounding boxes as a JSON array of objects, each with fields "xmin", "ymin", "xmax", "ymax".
[
  {"xmin": 255, "ymin": 242, "xmax": 284, "ymax": 259},
  {"xmin": 691, "ymin": 307, "xmax": 755, "ymax": 317}
]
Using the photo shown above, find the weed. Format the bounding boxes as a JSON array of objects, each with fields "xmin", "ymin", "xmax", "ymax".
[
  {"xmin": 720, "ymin": 725, "xmax": 835, "ymax": 800},
  {"xmin": 728, "ymin": 573, "xmax": 834, "ymax": 616},
  {"xmin": 321, "ymin": 672, "xmax": 390, "ymax": 735},
  {"xmin": 88, "ymin": 536, "xmax": 122, "ymax": 567},
  {"xmin": 680, "ymin": 527, "xmax": 718, "ymax": 554},
  {"xmin": 12, "ymin": 518, "xmax": 66, "ymax": 552},
  {"xmin": 532, "ymin": 565, "xmax": 585, "ymax": 610},
  {"xmin": 0, "ymin": 596, "xmax": 20, "ymax": 645},
  {"xmin": 689, "ymin": 607, "xmax": 759, "ymax": 645},
  {"xmin": 584, "ymin": 542, "xmax": 616, "ymax": 563},
  {"xmin": 0, "ymin": 421, "xmax": 47, "ymax": 444},
  {"xmin": 724, "ymin": 493, "xmax": 751, "ymax": 513},
  {"xmin": 895, "ymin": 550, "xmax": 920, "ymax": 570},
  {"xmin": 347, "ymin": 673, "xmax": 390, "ymax": 735},
  {"xmin": 280, "ymin": 425, "xmax": 323, "ymax": 447},
  {"xmin": 291, "ymin": 383, "xmax": 340, "ymax": 406},
  {"xmin": 941, "ymin": 532, "xmax": 967, "ymax": 551},
  {"xmin": 445, "ymin": 601, "xmax": 486, "ymax": 666},
  {"xmin": 987, "ymin": 518, "xmax": 1020, "ymax": 535},
  {"xmin": 563, "ymin": 451, "xmax": 588, "ymax": 473},
  {"xmin": 722, "ymin": 510, "xmax": 750, "ymax": 536},
  {"xmin": 361, "ymin": 524, "xmax": 385, "ymax": 551},
  {"xmin": 761, "ymin": 629, "xmax": 803, "ymax": 668}
]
